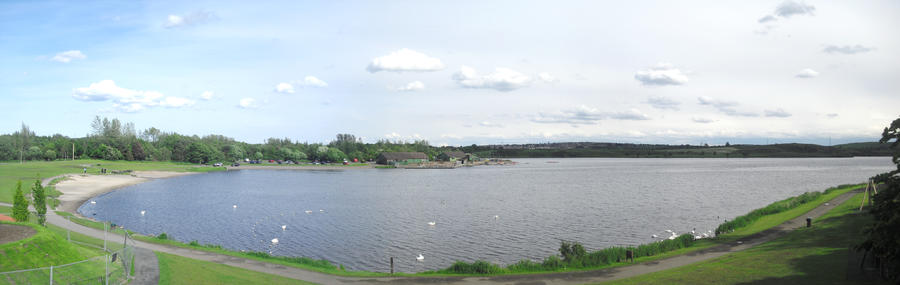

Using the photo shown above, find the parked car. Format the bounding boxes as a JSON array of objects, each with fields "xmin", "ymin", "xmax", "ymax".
[
  {"xmin": 213, "ymin": 162, "xmax": 223, "ymax": 167},
  {"xmin": 232, "ymin": 163, "xmax": 240, "ymax": 167}
]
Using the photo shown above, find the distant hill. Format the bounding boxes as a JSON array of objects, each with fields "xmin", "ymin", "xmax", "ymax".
[{"xmin": 459, "ymin": 142, "xmax": 891, "ymax": 158}]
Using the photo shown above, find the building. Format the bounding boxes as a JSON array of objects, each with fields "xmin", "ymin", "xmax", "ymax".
[
  {"xmin": 437, "ymin": 151, "xmax": 468, "ymax": 163},
  {"xmin": 376, "ymin": 152, "xmax": 428, "ymax": 165}
]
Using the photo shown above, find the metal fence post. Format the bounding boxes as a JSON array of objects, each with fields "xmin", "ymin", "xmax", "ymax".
[
  {"xmin": 66, "ymin": 216, "xmax": 70, "ymax": 242},
  {"xmin": 49, "ymin": 265, "xmax": 53, "ymax": 285},
  {"xmin": 104, "ymin": 222, "xmax": 107, "ymax": 251},
  {"xmin": 105, "ymin": 254, "xmax": 109, "ymax": 285}
]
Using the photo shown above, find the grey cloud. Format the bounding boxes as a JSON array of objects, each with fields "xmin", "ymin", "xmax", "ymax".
[
  {"xmin": 645, "ymin": 96, "xmax": 681, "ymax": 110},
  {"xmin": 823, "ymin": 45, "xmax": 874, "ymax": 55},
  {"xmin": 692, "ymin": 117, "xmax": 715, "ymax": 124},
  {"xmin": 764, "ymin": 109, "xmax": 792, "ymax": 118},
  {"xmin": 758, "ymin": 15, "xmax": 777, "ymax": 23},
  {"xmin": 532, "ymin": 106, "xmax": 650, "ymax": 125},
  {"xmin": 634, "ymin": 63, "xmax": 688, "ymax": 86},
  {"xmin": 775, "ymin": 1, "xmax": 815, "ymax": 18},
  {"xmin": 826, "ymin": 113, "xmax": 838, "ymax": 118},
  {"xmin": 698, "ymin": 96, "xmax": 758, "ymax": 117}
]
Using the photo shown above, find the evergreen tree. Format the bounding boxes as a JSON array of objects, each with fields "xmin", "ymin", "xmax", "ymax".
[
  {"xmin": 32, "ymin": 179, "xmax": 47, "ymax": 226},
  {"xmin": 12, "ymin": 180, "xmax": 29, "ymax": 222}
]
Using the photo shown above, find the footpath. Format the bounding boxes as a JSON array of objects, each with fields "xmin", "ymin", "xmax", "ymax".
[{"xmin": 2, "ymin": 186, "xmax": 862, "ymax": 285}]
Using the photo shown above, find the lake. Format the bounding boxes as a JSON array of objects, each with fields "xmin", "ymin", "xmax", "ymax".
[{"xmin": 78, "ymin": 157, "xmax": 894, "ymax": 272}]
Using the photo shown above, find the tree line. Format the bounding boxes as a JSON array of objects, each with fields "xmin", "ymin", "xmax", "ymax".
[{"xmin": 0, "ymin": 116, "xmax": 450, "ymax": 164}]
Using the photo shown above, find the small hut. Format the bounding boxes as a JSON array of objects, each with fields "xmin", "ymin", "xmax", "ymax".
[{"xmin": 376, "ymin": 152, "xmax": 428, "ymax": 165}]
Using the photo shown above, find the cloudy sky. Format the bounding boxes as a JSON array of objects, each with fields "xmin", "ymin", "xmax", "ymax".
[{"xmin": 2, "ymin": 1, "xmax": 898, "ymax": 146}]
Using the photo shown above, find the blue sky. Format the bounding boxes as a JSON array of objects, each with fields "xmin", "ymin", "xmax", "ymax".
[{"xmin": 2, "ymin": 0, "xmax": 898, "ymax": 146}]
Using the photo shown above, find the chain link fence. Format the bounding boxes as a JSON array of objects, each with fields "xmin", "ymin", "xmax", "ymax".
[{"xmin": 1, "ymin": 222, "xmax": 136, "ymax": 285}]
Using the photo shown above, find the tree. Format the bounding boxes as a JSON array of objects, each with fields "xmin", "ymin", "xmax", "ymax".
[
  {"xmin": 43, "ymin": 149, "xmax": 56, "ymax": 161},
  {"xmin": 12, "ymin": 181, "xmax": 29, "ymax": 222},
  {"xmin": 858, "ymin": 117, "xmax": 900, "ymax": 281},
  {"xmin": 31, "ymin": 180, "xmax": 46, "ymax": 226},
  {"xmin": 253, "ymin": 151, "xmax": 263, "ymax": 160},
  {"xmin": 324, "ymin": 147, "xmax": 346, "ymax": 162}
]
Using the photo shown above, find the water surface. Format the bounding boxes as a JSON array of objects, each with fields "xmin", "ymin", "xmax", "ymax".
[{"xmin": 79, "ymin": 157, "xmax": 893, "ymax": 272}]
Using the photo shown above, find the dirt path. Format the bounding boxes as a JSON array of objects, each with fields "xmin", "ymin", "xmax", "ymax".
[
  {"xmin": 132, "ymin": 247, "xmax": 160, "ymax": 285},
  {"xmin": 0, "ymin": 224, "xmax": 35, "ymax": 244},
  {"xmin": 0, "ymin": 188, "xmax": 860, "ymax": 285}
]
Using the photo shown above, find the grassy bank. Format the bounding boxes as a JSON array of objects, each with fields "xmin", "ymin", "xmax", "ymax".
[
  {"xmin": 422, "ymin": 184, "xmax": 862, "ymax": 276},
  {"xmin": 156, "ymin": 252, "xmax": 316, "ymax": 285},
  {"xmin": 0, "ymin": 160, "xmax": 223, "ymax": 204},
  {"xmin": 602, "ymin": 192, "xmax": 888, "ymax": 284}
]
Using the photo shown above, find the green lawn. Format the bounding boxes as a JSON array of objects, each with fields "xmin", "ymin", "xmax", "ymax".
[
  {"xmin": 156, "ymin": 252, "xmax": 316, "ymax": 285},
  {"xmin": 0, "ymin": 159, "xmax": 223, "ymax": 203},
  {"xmin": 602, "ymin": 192, "xmax": 889, "ymax": 285}
]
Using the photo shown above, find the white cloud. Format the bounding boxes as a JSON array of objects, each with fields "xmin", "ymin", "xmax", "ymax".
[
  {"xmin": 165, "ymin": 11, "xmax": 215, "ymax": 28},
  {"xmin": 823, "ymin": 45, "xmax": 874, "ymax": 55},
  {"xmin": 479, "ymin": 121, "xmax": 504, "ymax": 128},
  {"xmin": 452, "ymin": 66, "xmax": 531, "ymax": 92},
  {"xmin": 52, "ymin": 50, "xmax": 86, "ymax": 63},
  {"xmin": 72, "ymin": 80, "xmax": 193, "ymax": 112},
  {"xmin": 826, "ymin": 113, "xmax": 839, "ymax": 118},
  {"xmin": 397, "ymin": 81, "xmax": 425, "ymax": 92},
  {"xmin": 764, "ymin": 108, "xmax": 792, "ymax": 118},
  {"xmin": 645, "ymin": 96, "xmax": 681, "ymax": 110},
  {"xmin": 774, "ymin": 1, "xmax": 815, "ymax": 18},
  {"xmin": 300, "ymin": 76, "xmax": 328, "ymax": 87},
  {"xmin": 238, "ymin": 98, "xmax": 258, "ymax": 109},
  {"xmin": 366, "ymin": 48, "xmax": 445, "ymax": 73},
  {"xmin": 200, "ymin": 91, "xmax": 215, "ymax": 100},
  {"xmin": 538, "ymin": 72, "xmax": 558, "ymax": 83},
  {"xmin": 698, "ymin": 96, "xmax": 758, "ymax": 117},
  {"xmin": 795, "ymin": 68, "xmax": 819, "ymax": 78},
  {"xmin": 532, "ymin": 105, "xmax": 650, "ymax": 125},
  {"xmin": 692, "ymin": 117, "xmax": 716, "ymax": 124},
  {"xmin": 275, "ymin": 82, "xmax": 295, "ymax": 94},
  {"xmin": 634, "ymin": 63, "xmax": 689, "ymax": 86}
]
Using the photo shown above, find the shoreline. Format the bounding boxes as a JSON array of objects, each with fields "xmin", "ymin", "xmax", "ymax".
[
  {"xmin": 55, "ymin": 171, "xmax": 198, "ymax": 216},
  {"xmin": 226, "ymin": 164, "xmax": 375, "ymax": 171}
]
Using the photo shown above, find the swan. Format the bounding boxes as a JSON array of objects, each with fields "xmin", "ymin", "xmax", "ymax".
[
  {"xmin": 493, "ymin": 215, "xmax": 499, "ymax": 219},
  {"xmin": 281, "ymin": 225, "xmax": 287, "ymax": 231},
  {"xmin": 233, "ymin": 204, "xmax": 237, "ymax": 209},
  {"xmin": 140, "ymin": 210, "xmax": 146, "ymax": 216},
  {"xmin": 664, "ymin": 229, "xmax": 672, "ymax": 233},
  {"xmin": 90, "ymin": 200, "xmax": 96, "ymax": 204},
  {"xmin": 427, "ymin": 221, "xmax": 436, "ymax": 226},
  {"xmin": 416, "ymin": 254, "xmax": 424, "ymax": 261},
  {"xmin": 319, "ymin": 209, "xmax": 324, "ymax": 212},
  {"xmin": 694, "ymin": 235, "xmax": 702, "ymax": 239},
  {"xmin": 271, "ymin": 238, "xmax": 279, "ymax": 244},
  {"xmin": 305, "ymin": 210, "xmax": 312, "ymax": 214},
  {"xmin": 651, "ymin": 234, "xmax": 658, "ymax": 238}
]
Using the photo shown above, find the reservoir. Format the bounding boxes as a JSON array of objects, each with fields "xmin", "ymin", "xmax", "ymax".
[{"xmin": 78, "ymin": 157, "xmax": 893, "ymax": 272}]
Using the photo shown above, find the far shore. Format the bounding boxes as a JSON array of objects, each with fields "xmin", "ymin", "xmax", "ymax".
[{"xmin": 54, "ymin": 171, "xmax": 198, "ymax": 215}]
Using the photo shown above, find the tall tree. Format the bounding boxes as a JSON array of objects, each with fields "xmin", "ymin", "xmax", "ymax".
[
  {"xmin": 858, "ymin": 117, "xmax": 900, "ymax": 281},
  {"xmin": 12, "ymin": 181, "xmax": 29, "ymax": 222},
  {"xmin": 31, "ymin": 180, "xmax": 47, "ymax": 226}
]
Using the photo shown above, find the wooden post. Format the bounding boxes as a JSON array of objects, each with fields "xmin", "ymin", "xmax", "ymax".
[
  {"xmin": 390, "ymin": 257, "xmax": 394, "ymax": 275},
  {"xmin": 859, "ymin": 181, "xmax": 870, "ymax": 211}
]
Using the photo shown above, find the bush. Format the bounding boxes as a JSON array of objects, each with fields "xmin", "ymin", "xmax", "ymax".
[
  {"xmin": 189, "ymin": 240, "xmax": 199, "ymax": 246},
  {"xmin": 156, "ymin": 232, "xmax": 168, "ymax": 240}
]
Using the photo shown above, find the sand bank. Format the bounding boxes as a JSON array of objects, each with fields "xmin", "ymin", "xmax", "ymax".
[{"xmin": 54, "ymin": 171, "xmax": 197, "ymax": 214}]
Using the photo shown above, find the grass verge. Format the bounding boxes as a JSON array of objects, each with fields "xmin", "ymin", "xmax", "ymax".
[
  {"xmin": 601, "ymin": 192, "xmax": 889, "ymax": 285},
  {"xmin": 156, "ymin": 252, "xmax": 316, "ymax": 285}
]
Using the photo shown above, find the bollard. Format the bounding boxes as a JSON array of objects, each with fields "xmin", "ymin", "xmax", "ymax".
[
  {"xmin": 390, "ymin": 257, "xmax": 394, "ymax": 275},
  {"xmin": 806, "ymin": 217, "xmax": 811, "ymax": 228}
]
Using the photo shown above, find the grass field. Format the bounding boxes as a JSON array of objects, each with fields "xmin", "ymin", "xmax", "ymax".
[
  {"xmin": 156, "ymin": 252, "xmax": 316, "ymax": 285},
  {"xmin": 602, "ymin": 192, "xmax": 888, "ymax": 285},
  {"xmin": 0, "ymin": 160, "xmax": 223, "ymax": 204}
]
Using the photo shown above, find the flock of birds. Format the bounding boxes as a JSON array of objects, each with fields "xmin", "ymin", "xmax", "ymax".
[
  {"xmin": 99, "ymin": 200, "xmax": 714, "ymax": 264},
  {"xmin": 651, "ymin": 228, "xmax": 714, "ymax": 240}
]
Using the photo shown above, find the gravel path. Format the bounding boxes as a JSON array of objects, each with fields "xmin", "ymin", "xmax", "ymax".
[{"xmin": 132, "ymin": 247, "xmax": 160, "ymax": 285}]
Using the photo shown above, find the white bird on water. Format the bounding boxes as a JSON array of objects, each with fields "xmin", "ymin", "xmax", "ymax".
[
  {"xmin": 651, "ymin": 234, "xmax": 658, "ymax": 238},
  {"xmin": 416, "ymin": 254, "xmax": 424, "ymax": 261},
  {"xmin": 427, "ymin": 221, "xmax": 436, "ymax": 226},
  {"xmin": 140, "ymin": 210, "xmax": 146, "ymax": 216},
  {"xmin": 271, "ymin": 238, "xmax": 279, "ymax": 244},
  {"xmin": 233, "ymin": 204, "xmax": 237, "ymax": 209},
  {"xmin": 319, "ymin": 209, "xmax": 324, "ymax": 212},
  {"xmin": 305, "ymin": 210, "xmax": 313, "ymax": 214},
  {"xmin": 281, "ymin": 225, "xmax": 287, "ymax": 231},
  {"xmin": 90, "ymin": 200, "xmax": 96, "ymax": 204},
  {"xmin": 493, "ymin": 215, "xmax": 499, "ymax": 219}
]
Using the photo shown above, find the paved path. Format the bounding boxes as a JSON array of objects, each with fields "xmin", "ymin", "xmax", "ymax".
[
  {"xmin": 132, "ymin": 247, "xmax": 160, "ymax": 285},
  {"xmin": 2, "ymin": 188, "xmax": 862, "ymax": 284}
]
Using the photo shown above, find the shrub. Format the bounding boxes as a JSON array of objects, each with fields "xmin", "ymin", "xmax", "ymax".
[{"xmin": 156, "ymin": 232, "xmax": 168, "ymax": 240}]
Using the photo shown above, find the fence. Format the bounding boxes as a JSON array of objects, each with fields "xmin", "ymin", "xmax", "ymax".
[{"xmin": 0, "ymin": 221, "xmax": 136, "ymax": 285}]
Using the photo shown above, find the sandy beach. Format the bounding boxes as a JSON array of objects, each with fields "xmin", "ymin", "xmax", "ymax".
[{"xmin": 54, "ymin": 171, "xmax": 197, "ymax": 214}]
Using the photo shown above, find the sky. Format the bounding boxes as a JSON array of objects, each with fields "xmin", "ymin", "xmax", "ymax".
[{"xmin": 1, "ymin": 0, "xmax": 898, "ymax": 146}]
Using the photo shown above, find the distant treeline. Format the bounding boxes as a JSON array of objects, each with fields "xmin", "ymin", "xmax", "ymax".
[
  {"xmin": 0, "ymin": 117, "xmax": 890, "ymax": 163},
  {"xmin": 0, "ymin": 117, "xmax": 442, "ymax": 163},
  {"xmin": 462, "ymin": 141, "xmax": 892, "ymax": 158}
]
